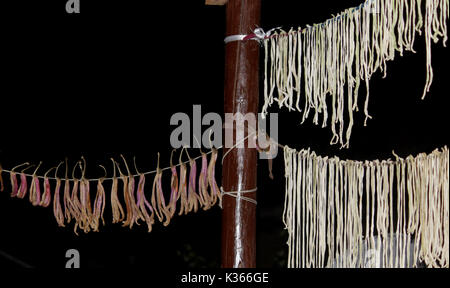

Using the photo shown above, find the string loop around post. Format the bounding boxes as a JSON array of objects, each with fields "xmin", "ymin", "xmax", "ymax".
[
  {"xmin": 224, "ymin": 27, "xmax": 280, "ymax": 44},
  {"xmin": 220, "ymin": 187, "xmax": 258, "ymax": 207}
]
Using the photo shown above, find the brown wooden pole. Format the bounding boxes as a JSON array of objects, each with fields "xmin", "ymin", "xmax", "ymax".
[{"xmin": 221, "ymin": 0, "xmax": 261, "ymax": 268}]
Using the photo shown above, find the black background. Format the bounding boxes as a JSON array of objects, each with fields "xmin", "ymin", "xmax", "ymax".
[{"xmin": 0, "ymin": 0, "xmax": 448, "ymax": 271}]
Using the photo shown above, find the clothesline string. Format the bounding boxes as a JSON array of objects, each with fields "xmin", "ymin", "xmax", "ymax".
[
  {"xmin": 1, "ymin": 149, "xmax": 219, "ymax": 183},
  {"xmin": 1, "ymin": 129, "xmax": 442, "ymax": 182}
]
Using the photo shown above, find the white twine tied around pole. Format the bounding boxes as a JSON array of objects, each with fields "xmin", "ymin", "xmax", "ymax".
[{"xmin": 224, "ymin": 27, "xmax": 281, "ymax": 44}]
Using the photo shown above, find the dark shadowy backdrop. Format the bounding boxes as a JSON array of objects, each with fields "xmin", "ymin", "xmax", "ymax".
[{"xmin": 0, "ymin": 0, "xmax": 448, "ymax": 268}]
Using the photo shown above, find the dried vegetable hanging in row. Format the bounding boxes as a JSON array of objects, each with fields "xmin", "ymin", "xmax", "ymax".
[{"xmin": 0, "ymin": 149, "xmax": 222, "ymax": 235}]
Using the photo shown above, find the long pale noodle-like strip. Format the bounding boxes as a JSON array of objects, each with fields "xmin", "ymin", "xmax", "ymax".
[
  {"xmin": 283, "ymin": 146, "xmax": 449, "ymax": 268},
  {"xmin": 262, "ymin": 0, "xmax": 449, "ymax": 147}
]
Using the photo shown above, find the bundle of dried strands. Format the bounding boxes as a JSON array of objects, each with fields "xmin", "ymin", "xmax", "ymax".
[
  {"xmin": 283, "ymin": 146, "xmax": 449, "ymax": 268},
  {"xmin": 262, "ymin": 0, "xmax": 449, "ymax": 147},
  {"xmin": 0, "ymin": 149, "xmax": 222, "ymax": 234}
]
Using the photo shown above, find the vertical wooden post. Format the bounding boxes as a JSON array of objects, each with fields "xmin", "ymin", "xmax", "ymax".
[{"xmin": 221, "ymin": 0, "xmax": 261, "ymax": 268}]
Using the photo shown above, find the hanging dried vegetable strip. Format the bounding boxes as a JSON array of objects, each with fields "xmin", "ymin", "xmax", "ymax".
[
  {"xmin": 18, "ymin": 173, "xmax": 28, "ymax": 199},
  {"xmin": 119, "ymin": 155, "xmax": 144, "ymax": 228},
  {"xmin": 151, "ymin": 153, "xmax": 170, "ymax": 224},
  {"xmin": 137, "ymin": 173, "xmax": 154, "ymax": 232},
  {"xmin": 199, "ymin": 152, "xmax": 211, "ymax": 210},
  {"xmin": 134, "ymin": 158, "xmax": 155, "ymax": 232},
  {"xmin": 207, "ymin": 149, "xmax": 221, "ymax": 207},
  {"xmin": 9, "ymin": 163, "xmax": 29, "ymax": 198},
  {"xmin": 178, "ymin": 150, "xmax": 188, "ymax": 216},
  {"xmin": 79, "ymin": 157, "xmax": 93, "ymax": 233},
  {"xmin": 91, "ymin": 165, "xmax": 107, "ymax": 232},
  {"xmin": 110, "ymin": 158, "xmax": 124, "ymax": 224},
  {"xmin": 167, "ymin": 150, "xmax": 179, "ymax": 218},
  {"xmin": 70, "ymin": 162, "xmax": 82, "ymax": 227},
  {"xmin": 63, "ymin": 159, "xmax": 75, "ymax": 224},
  {"xmin": 29, "ymin": 162, "xmax": 42, "ymax": 206},
  {"xmin": 17, "ymin": 164, "xmax": 34, "ymax": 199},
  {"xmin": 53, "ymin": 162, "xmax": 65, "ymax": 227},
  {"xmin": 187, "ymin": 151, "xmax": 200, "ymax": 213},
  {"xmin": 41, "ymin": 165, "xmax": 58, "ymax": 208}
]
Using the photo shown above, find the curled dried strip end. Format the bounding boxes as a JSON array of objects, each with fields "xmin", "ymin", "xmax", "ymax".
[
  {"xmin": 207, "ymin": 149, "xmax": 221, "ymax": 208},
  {"xmin": 167, "ymin": 150, "xmax": 179, "ymax": 218},
  {"xmin": 118, "ymin": 155, "xmax": 144, "ymax": 229},
  {"xmin": 53, "ymin": 162, "xmax": 65, "ymax": 227},
  {"xmin": 29, "ymin": 162, "xmax": 42, "ymax": 206},
  {"xmin": 91, "ymin": 165, "xmax": 107, "ymax": 232},
  {"xmin": 199, "ymin": 153, "xmax": 211, "ymax": 211},
  {"xmin": 134, "ymin": 159, "xmax": 155, "ymax": 232},
  {"xmin": 9, "ymin": 163, "xmax": 29, "ymax": 198},
  {"xmin": 110, "ymin": 158, "xmax": 124, "ymax": 224}
]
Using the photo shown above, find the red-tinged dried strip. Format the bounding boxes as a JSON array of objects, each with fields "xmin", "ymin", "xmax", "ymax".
[
  {"xmin": 136, "ymin": 173, "xmax": 155, "ymax": 232},
  {"xmin": 151, "ymin": 172, "xmax": 164, "ymax": 223},
  {"xmin": 53, "ymin": 177, "xmax": 65, "ymax": 227},
  {"xmin": 127, "ymin": 175, "xmax": 144, "ymax": 228},
  {"xmin": 40, "ymin": 177, "xmax": 52, "ymax": 208},
  {"xmin": 119, "ymin": 174, "xmax": 133, "ymax": 227},
  {"xmin": 110, "ymin": 159, "xmax": 124, "ymax": 224},
  {"xmin": 178, "ymin": 161, "xmax": 188, "ymax": 216},
  {"xmin": 63, "ymin": 159, "xmax": 73, "ymax": 223},
  {"xmin": 78, "ymin": 158, "xmax": 91, "ymax": 232},
  {"xmin": 187, "ymin": 158, "xmax": 200, "ymax": 213},
  {"xmin": 207, "ymin": 149, "xmax": 221, "ymax": 207},
  {"xmin": 115, "ymin": 159, "xmax": 131, "ymax": 227},
  {"xmin": 17, "ymin": 173, "xmax": 28, "ymax": 199},
  {"xmin": 9, "ymin": 163, "xmax": 29, "ymax": 198},
  {"xmin": 84, "ymin": 180, "xmax": 92, "ymax": 228},
  {"xmin": 78, "ymin": 179, "xmax": 90, "ymax": 233},
  {"xmin": 199, "ymin": 153, "xmax": 211, "ymax": 210},
  {"xmin": 159, "ymin": 170, "xmax": 173, "ymax": 227},
  {"xmin": 92, "ymin": 178, "xmax": 106, "ymax": 232},
  {"xmin": 71, "ymin": 178, "xmax": 82, "ymax": 223},
  {"xmin": 63, "ymin": 178, "xmax": 73, "ymax": 223},
  {"xmin": 41, "ymin": 165, "xmax": 58, "ymax": 208},
  {"xmin": 115, "ymin": 160, "xmax": 132, "ymax": 228}
]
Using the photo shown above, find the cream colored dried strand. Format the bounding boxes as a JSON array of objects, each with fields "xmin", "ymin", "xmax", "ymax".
[
  {"xmin": 283, "ymin": 146, "xmax": 449, "ymax": 268},
  {"xmin": 262, "ymin": 0, "xmax": 449, "ymax": 147},
  {"xmin": 423, "ymin": 0, "xmax": 435, "ymax": 99},
  {"xmin": 295, "ymin": 28, "xmax": 303, "ymax": 112}
]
